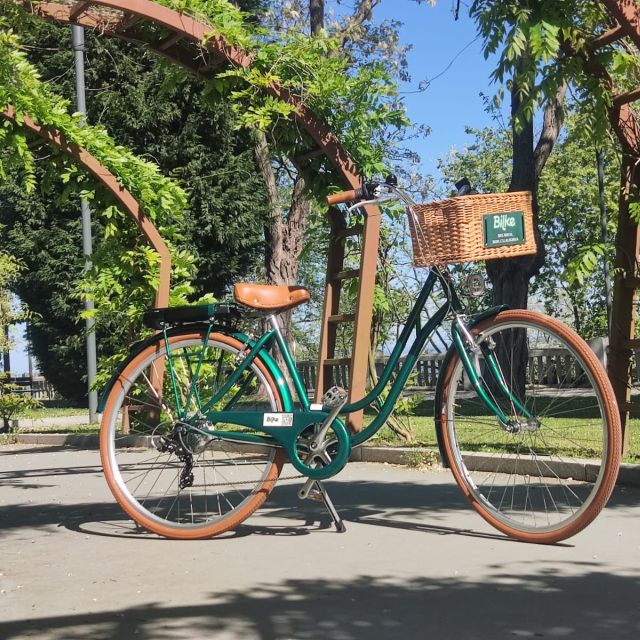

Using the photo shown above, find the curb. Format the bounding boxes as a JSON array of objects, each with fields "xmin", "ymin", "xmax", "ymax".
[
  {"xmin": 8, "ymin": 433, "xmax": 640, "ymax": 487},
  {"xmin": 15, "ymin": 433, "xmax": 100, "ymax": 448},
  {"xmin": 13, "ymin": 415, "xmax": 96, "ymax": 429}
]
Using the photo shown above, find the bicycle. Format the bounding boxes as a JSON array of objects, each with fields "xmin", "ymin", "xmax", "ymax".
[{"xmin": 98, "ymin": 177, "xmax": 622, "ymax": 543}]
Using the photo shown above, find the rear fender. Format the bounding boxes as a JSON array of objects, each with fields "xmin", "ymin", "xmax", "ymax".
[{"xmin": 97, "ymin": 324, "xmax": 292, "ymax": 413}]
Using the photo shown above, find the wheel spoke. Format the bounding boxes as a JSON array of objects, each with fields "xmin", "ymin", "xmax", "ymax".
[
  {"xmin": 101, "ymin": 331, "xmax": 284, "ymax": 538},
  {"xmin": 441, "ymin": 311, "xmax": 620, "ymax": 542}
]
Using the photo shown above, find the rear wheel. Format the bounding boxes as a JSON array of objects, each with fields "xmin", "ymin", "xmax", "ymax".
[
  {"xmin": 100, "ymin": 330, "xmax": 285, "ymax": 539},
  {"xmin": 439, "ymin": 310, "xmax": 621, "ymax": 543}
]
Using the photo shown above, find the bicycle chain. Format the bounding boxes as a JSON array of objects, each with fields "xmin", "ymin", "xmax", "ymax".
[{"xmin": 185, "ymin": 472, "xmax": 305, "ymax": 489}]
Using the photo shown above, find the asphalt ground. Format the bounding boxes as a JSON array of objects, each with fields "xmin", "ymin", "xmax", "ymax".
[{"xmin": 1, "ymin": 445, "xmax": 639, "ymax": 639}]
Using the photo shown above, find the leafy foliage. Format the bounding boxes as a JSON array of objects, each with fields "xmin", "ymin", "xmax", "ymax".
[
  {"xmin": 18, "ymin": 19, "xmax": 268, "ymax": 296},
  {"xmin": 0, "ymin": 372, "xmax": 41, "ymax": 432},
  {"xmin": 1, "ymin": 0, "xmax": 420, "ymax": 399},
  {"xmin": 142, "ymin": 0, "xmax": 411, "ymax": 197},
  {"xmin": 469, "ymin": 0, "xmax": 638, "ymax": 139},
  {"xmin": 0, "ymin": 13, "xmax": 271, "ymax": 397},
  {"xmin": 0, "ymin": 226, "xmax": 28, "ymax": 356},
  {"xmin": 0, "ymin": 17, "xmax": 197, "ymax": 330}
]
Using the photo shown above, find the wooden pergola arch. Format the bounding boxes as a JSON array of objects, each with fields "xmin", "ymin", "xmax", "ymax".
[
  {"xmin": 15, "ymin": 0, "xmax": 383, "ymax": 428},
  {"xmin": 0, "ymin": 105, "xmax": 172, "ymax": 309},
  {"xmin": 585, "ymin": 0, "xmax": 640, "ymax": 453},
  {"xmin": 16, "ymin": 1, "xmax": 640, "ymax": 444}
]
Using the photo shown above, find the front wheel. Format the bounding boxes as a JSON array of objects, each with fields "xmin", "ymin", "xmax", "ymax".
[
  {"xmin": 100, "ymin": 329, "xmax": 286, "ymax": 539},
  {"xmin": 439, "ymin": 310, "xmax": 621, "ymax": 543}
]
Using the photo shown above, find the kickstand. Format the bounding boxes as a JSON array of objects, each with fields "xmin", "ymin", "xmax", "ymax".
[{"xmin": 313, "ymin": 481, "xmax": 347, "ymax": 533}]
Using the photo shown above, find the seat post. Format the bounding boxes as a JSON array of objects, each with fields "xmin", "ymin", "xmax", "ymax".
[
  {"xmin": 268, "ymin": 314, "xmax": 282, "ymax": 334},
  {"xmin": 268, "ymin": 313, "xmax": 310, "ymax": 406}
]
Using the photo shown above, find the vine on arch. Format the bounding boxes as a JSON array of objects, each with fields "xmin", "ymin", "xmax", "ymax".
[{"xmin": 0, "ymin": 17, "xmax": 196, "ymax": 338}]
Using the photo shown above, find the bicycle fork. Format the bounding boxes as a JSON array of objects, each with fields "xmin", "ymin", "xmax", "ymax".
[{"xmin": 452, "ymin": 316, "xmax": 538, "ymax": 433}]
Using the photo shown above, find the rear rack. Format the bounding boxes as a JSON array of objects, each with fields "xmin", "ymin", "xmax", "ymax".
[{"xmin": 142, "ymin": 303, "xmax": 242, "ymax": 329}]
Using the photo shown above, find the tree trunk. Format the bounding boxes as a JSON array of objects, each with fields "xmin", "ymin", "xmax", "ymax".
[
  {"xmin": 597, "ymin": 148, "xmax": 613, "ymax": 331},
  {"xmin": 309, "ymin": 0, "xmax": 325, "ymax": 34},
  {"xmin": 485, "ymin": 88, "xmax": 542, "ymax": 309},
  {"xmin": 485, "ymin": 79, "xmax": 564, "ymax": 398},
  {"xmin": 254, "ymin": 131, "xmax": 310, "ymax": 343},
  {"xmin": 485, "ymin": 81, "xmax": 566, "ymax": 308},
  {"xmin": 2, "ymin": 325, "xmax": 10, "ymax": 373}
]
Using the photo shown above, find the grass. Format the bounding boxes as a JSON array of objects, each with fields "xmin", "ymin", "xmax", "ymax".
[
  {"xmin": 7, "ymin": 403, "xmax": 98, "ymax": 433},
  {"xmin": 365, "ymin": 400, "xmax": 640, "ymax": 464},
  {"xmin": 6, "ymin": 397, "xmax": 640, "ymax": 464},
  {"xmin": 17, "ymin": 406, "xmax": 90, "ymax": 419}
]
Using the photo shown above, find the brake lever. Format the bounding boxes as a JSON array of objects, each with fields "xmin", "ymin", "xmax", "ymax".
[{"xmin": 347, "ymin": 194, "xmax": 396, "ymax": 213}]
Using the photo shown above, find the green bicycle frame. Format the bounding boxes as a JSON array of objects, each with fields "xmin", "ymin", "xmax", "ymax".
[{"xmin": 161, "ymin": 267, "xmax": 529, "ymax": 478}]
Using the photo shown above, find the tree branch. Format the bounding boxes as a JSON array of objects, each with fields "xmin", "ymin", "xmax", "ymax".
[
  {"xmin": 339, "ymin": 0, "xmax": 384, "ymax": 47},
  {"xmin": 533, "ymin": 82, "xmax": 568, "ymax": 180}
]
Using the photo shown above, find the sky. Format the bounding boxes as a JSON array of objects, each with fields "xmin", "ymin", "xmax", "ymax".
[
  {"xmin": 374, "ymin": 1, "xmax": 497, "ymax": 175},
  {"xmin": 7, "ymin": 0, "xmax": 500, "ymax": 378}
]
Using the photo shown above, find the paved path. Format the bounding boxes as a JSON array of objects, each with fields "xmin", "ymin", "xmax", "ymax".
[{"xmin": 1, "ymin": 445, "xmax": 639, "ymax": 639}]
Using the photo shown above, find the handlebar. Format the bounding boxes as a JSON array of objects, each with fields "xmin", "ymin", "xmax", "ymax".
[
  {"xmin": 325, "ymin": 176, "xmax": 475, "ymax": 210},
  {"xmin": 326, "ymin": 177, "xmax": 411, "ymax": 211},
  {"xmin": 326, "ymin": 188, "xmax": 363, "ymax": 206}
]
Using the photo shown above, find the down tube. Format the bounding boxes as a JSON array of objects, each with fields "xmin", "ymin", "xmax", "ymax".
[
  {"xmin": 344, "ymin": 270, "xmax": 440, "ymax": 413},
  {"xmin": 350, "ymin": 302, "xmax": 450, "ymax": 448}
]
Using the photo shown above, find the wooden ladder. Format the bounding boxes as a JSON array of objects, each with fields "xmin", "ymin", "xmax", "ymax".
[
  {"xmin": 588, "ymin": 0, "xmax": 640, "ymax": 454},
  {"xmin": 315, "ymin": 204, "xmax": 381, "ymax": 431}
]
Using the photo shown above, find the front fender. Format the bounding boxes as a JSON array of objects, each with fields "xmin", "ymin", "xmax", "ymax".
[
  {"xmin": 433, "ymin": 305, "xmax": 507, "ymax": 468},
  {"xmin": 97, "ymin": 324, "xmax": 292, "ymax": 413}
]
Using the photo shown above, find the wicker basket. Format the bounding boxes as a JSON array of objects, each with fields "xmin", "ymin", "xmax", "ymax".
[{"xmin": 407, "ymin": 191, "xmax": 537, "ymax": 267}]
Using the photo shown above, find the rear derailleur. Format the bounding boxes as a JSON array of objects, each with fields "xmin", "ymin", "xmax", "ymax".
[{"xmin": 156, "ymin": 429, "xmax": 195, "ymax": 490}]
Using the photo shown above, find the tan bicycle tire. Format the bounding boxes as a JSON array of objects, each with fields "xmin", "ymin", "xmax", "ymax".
[
  {"xmin": 439, "ymin": 310, "xmax": 621, "ymax": 544},
  {"xmin": 100, "ymin": 330, "xmax": 286, "ymax": 539}
]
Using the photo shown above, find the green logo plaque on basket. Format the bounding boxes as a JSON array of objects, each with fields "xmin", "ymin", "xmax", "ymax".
[{"xmin": 483, "ymin": 211, "xmax": 526, "ymax": 248}]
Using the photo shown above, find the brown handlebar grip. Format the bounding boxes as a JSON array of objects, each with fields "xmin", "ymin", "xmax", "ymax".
[{"xmin": 326, "ymin": 189, "xmax": 358, "ymax": 206}]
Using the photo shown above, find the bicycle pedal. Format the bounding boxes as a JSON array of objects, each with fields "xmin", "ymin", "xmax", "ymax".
[{"xmin": 322, "ymin": 386, "xmax": 348, "ymax": 409}]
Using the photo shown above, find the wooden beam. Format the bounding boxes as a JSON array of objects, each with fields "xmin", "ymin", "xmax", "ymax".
[
  {"xmin": 69, "ymin": 1, "xmax": 93, "ymax": 20},
  {"xmin": 315, "ymin": 208, "xmax": 348, "ymax": 401},
  {"xmin": 607, "ymin": 157, "xmax": 640, "ymax": 456},
  {"xmin": 324, "ymin": 358, "xmax": 352, "ymax": 367},
  {"xmin": 613, "ymin": 86, "xmax": 640, "ymax": 108},
  {"xmin": 333, "ymin": 269, "xmax": 360, "ymax": 281},
  {"xmin": 334, "ymin": 225, "xmax": 363, "ymax": 239},
  {"xmin": 347, "ymin": 205, "xmax": 381, "ymax": 431},
  {"xmin": 601, "ymin": 0, "xmax": 640, "ymax": 49},
  {"xmin": 328, "ymin": 314, "xmax": 356, "ymax": 324}
]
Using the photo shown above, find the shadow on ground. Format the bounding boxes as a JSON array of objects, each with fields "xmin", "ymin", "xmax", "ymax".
[
  {"xmin": 1, "ymin": 474, "xmax": 637, "ymax": 550},
  {"xmin": 2, "ymin": 454, "xmax": 639, "ymax": 539},
  {"xmin": 0, "ymin": 570, "xmax": 639, "ymax": 639}
]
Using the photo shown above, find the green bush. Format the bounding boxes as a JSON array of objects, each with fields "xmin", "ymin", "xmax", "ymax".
[{"xmin": 0, "ymin": 373, "xmax": 42, "ymax": 433}]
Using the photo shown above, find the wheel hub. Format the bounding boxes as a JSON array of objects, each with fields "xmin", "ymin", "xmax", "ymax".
[{"xmin": 504, "ymin": 418, "xmax": 541, "ymax": 434}]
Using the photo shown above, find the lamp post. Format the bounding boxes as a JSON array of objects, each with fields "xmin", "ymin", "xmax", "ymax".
[{"xmin": 72, "ymin": 25, "xmax": 98, "ymax": 422}]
